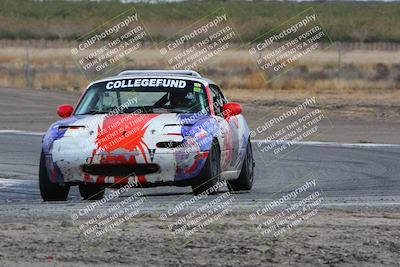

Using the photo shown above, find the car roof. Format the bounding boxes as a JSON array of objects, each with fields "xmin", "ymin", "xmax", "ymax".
[{"xmin": 86, "ymin": 70, "xmax": 216, "ymax": 89}]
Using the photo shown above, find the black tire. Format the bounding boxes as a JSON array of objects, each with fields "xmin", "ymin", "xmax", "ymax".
[
  {"xmin": 79, "ymin": 184, "xmax": 105, "ymax": 200},
  {"xmin": 39, "ymin": 151, "xmax": 70, "ymax": 201},
  {"xmin": 227, "ymin": 139, "xmax": 254, "ymax": 192},
  {"xmin": 192, "ymin": 140, "xmax": 221, "ymax": 195}
]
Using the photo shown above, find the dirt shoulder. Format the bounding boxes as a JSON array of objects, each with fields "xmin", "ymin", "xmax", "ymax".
[
  {"xmin": 229, "ymin": 88, "xmax": 400, "ymax": 144},
  {"xmin": 0, "ymin": 209, "xmax": 399, "ymax": 266},
  {"xmin": 241, "ymin": 100, "xmax": 400, "ymax": 144},
  {"xmin": 0, "ymin": 87, "xmax": 80, "ymax": 132},
  {"xmin": 0, "ymin": 87, "xmax": 399, "ymax": 144}
]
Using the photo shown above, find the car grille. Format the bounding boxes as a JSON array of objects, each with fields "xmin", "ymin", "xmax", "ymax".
[
  {"xmin": 156, "ymin": 141, "xmax": 183, "ymax": 148},
  {"xmin": 81, "ymin": 164, "xmax": 159, "ymax": 176}
]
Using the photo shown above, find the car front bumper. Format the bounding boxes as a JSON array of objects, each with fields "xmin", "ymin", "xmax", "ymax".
[{"xmin": 45, "ymin": 150, "xmax": 209, "ymax": 185}]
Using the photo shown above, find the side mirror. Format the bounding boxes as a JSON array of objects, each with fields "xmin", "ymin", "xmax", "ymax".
[
  {"xmin": 57, "ymin": 104, "xmax": 74, "ymax": 118},
  {"xmin": 222, "ymin": 102, "xmax": 242, "ymax": 118}
]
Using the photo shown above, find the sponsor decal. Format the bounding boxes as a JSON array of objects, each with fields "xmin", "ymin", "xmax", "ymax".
[
  {"xmin": 148, "ymin": 149, "xmax": 156, "ymax": 162},
  {"xmin": 95, "ymin": 114, "xmax": 159, "ymax": 163},
  {"xmin": 105, "ymin": 79, "xmax": 187, "ymax": 89},
  {"xmin": 193, "ymin": 82, "xmax": 202, "ymax": 93}
]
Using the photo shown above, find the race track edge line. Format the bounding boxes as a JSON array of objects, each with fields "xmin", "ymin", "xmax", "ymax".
[
  {"xmin": 0, "ymin": 130, "xmax": 399, "ymax": 147},
  {"xmin": 252, "ymin": 140, "xmax": 400, "ymax": 147},
  {"xmin": 0, "ymin": 130, "xmax": 45, "ymax": 136}
]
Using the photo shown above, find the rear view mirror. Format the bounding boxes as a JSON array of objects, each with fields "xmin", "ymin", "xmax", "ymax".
[
  {"xmin": 57, "ymin": 104, "xmax": 74, "ymax": 118},
  {"xmin": 222, "ymin": 102, "xmax": 242, "ymax": 118}
]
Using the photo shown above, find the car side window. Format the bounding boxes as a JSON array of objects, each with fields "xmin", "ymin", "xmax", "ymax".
[{"xmin": 210, "ymin": 84, "xmax": 227, "ymax": 117}]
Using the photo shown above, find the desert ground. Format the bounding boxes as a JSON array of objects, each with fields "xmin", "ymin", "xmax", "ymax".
[
  {"xmin": 0, "ymin": 43, "xmax": 399, "ymax": 266},
  {"xmin": 1, "ymin": 1, "xmax": 400, "ymax": 265},
  {"xmin": 0, "ymin": 86, "xmax": 399, "ymax": 143},
  {"xmin": 0, "ymin": 208, "xmax": 400, "ymax": 267},
  {"xmin": 0, "ymin": 84, "xmax": 400, "ymax": 266}
]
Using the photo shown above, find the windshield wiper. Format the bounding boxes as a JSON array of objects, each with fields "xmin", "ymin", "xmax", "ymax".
[
  {"xmin": 80, "ymin": 110, "xmax": 108, "ymax": 115},
  {"xmin": 171, "ymin": 111, "xmax": 189, "ymax": 114}
]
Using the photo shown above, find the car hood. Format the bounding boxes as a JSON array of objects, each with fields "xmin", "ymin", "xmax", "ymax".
[{"xmin": 44, "ymin": 113, "xmax": 218, "ymax": 154}]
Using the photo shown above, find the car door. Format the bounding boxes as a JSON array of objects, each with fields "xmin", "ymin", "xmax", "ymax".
[{"xmin": 209, "ymin": 84, "xmax": 241, "ymax": 171}]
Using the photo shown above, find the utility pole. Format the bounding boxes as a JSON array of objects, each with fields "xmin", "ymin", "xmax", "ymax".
[
  {"xmin": 337, "ymin": 42, "xmax": 342, "ymax": 79},
  {"xmin": 24, "ymin": 40, "xmax": 32, "ymax": 89}
]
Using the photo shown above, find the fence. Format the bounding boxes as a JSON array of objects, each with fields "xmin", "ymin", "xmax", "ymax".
[{"xmin": 1, "ymin": 39, "xmax": 400, "ymax": 51}]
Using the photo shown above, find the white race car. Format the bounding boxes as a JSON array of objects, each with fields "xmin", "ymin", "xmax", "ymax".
[{"xmin": 40, "ymin": 70, "xmax": 254, "ymax": 201}]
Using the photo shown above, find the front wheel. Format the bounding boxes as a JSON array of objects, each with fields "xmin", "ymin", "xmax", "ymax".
[
  {"xmin": 79, "ymin": 184, "xmax": 105, "ymax": 200},
  {"xmin": 227, "ymin": 139, "xmax": 254, "ymax": 192},
  {"xmin": 192, "ymin": 140, "xmax": 221, "ymax": 195},
  {"xmin": 39, "ymin": 151, "xmax": 70, "ymax": 201}
]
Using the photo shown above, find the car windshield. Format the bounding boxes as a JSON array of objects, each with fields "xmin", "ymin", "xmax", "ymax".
[{"xmin": 74, "ymin": 78, "xmax": 209, "ymax": 115}]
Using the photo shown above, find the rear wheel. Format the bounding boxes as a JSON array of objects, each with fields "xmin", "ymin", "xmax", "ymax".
[
  {"xmin": 227, "ymin": 139, "xmax": 254, "ymax": 192},
  {"xmin": 79, "ymin": 184, "xmax": 105, "ymax": 200},
  {"xmin": 192, "ymin": 140, "xmax": 220, "ymax": 195},
  {"xmin": 39, "ymin": 151, "xmax": 70, "ymax": 201}
]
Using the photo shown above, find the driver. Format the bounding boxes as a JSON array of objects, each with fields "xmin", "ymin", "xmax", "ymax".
[{"xmin": 169, "ymin": 92, "xmax": 190, "ymax": 108}]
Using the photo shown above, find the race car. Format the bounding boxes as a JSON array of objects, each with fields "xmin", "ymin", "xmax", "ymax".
[{"xmin": 39, "ymin": 70, "xmax": 254, "ymax": 201}]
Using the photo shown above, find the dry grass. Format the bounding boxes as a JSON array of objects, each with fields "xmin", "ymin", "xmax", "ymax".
[
  {"xmin": 3, "ymin": 46, "xmax": 399, "ymax": 68},
  {"xmin": 2, "ymin": 1, "xmax": 400, "ymax": 43},
  {"xmin": 219, "ymin": 71, "xmax": 268, "ymax": 90},
  {"xmin": 225, "ymin": 86, "xmax": 400, "ymax": 107},
  {"xmin": 311, "ymin": 79, "xmax": 397, "ymax": 91},
  {"xmin": 0, "ymin": 74, "xmax": 26, "ymax": 88},
  {"xmin": 278, "ymin": 79, "xmax": 307, "ymax": 90},
  {"xmin": 0, "ymin": 45, "xmax": 399, "ymax": 103},
  {"xmin": 34, "ymin": 73, "xmax": 87, "ymax": 91},
  {"xmin": 297, "ymin": 50, "xmax": 400, "ymax": 66}
]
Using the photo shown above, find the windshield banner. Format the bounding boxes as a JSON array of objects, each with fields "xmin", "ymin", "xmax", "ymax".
[{"xmin": 105, "ymin": 79, "xmax": 187, "ymax": 89}]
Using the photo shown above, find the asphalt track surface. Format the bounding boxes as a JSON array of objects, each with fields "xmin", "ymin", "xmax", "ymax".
[{"xmin": 0, "ymin": 131, "xmax": 399, "ymax": 214}]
